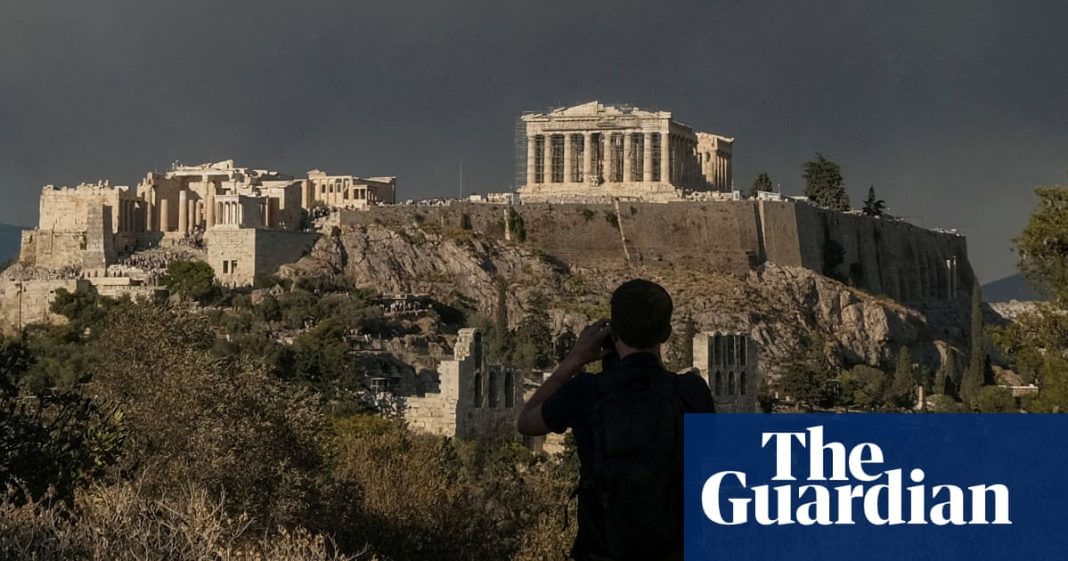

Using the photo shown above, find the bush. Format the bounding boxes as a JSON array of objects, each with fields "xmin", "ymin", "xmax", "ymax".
[
  {"xmin": 0, "ymin": 481, "xmax": 361, "ymax": 561},
  {"xmin": 85, "ymin": 302, "xmax": 330, "ymax": 530},
  {"xmin": 976, "ymin": 386, "xmax": 1017, "ymax": 412},
  {"xmin": 160, "ymin": 260, "xmax": 217, "ymax": 303}
]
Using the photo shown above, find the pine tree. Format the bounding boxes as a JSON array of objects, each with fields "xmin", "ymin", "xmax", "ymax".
[
  {"xmin": 861, "ymin": 186, "xmax": 887, "ymax": 217},
  {"xmin": 960, "ymin": 282, "xmax": 986, "ymax": 407},
  {"xmin": 802, "ymin": 153, "xmax": 850, "ymax": 211},
  {"xmin": 750, "ymin": 172, "xmax": 773, "ymax": 198}
]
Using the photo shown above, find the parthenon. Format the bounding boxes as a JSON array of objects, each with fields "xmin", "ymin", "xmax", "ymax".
[{"xmin": 517, "ymin": 101, "xmax": 733, "ymax": 202}]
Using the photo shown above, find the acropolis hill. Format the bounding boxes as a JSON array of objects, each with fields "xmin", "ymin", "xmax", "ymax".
[{"xmin": 0, "ymin": 101, "xmax": 976, "ymax": 418}]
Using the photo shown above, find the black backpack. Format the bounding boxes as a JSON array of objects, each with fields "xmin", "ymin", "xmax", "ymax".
[{"xmin": 582, "ymin": 367, "xmax": 684, "ymax": 561}]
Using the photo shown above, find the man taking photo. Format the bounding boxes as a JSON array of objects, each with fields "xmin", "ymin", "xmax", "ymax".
[{"xmin": 517, "ymin": 279, "xmax": 714, "ymax": 561}]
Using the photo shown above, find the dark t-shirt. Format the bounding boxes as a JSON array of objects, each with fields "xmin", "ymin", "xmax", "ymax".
[{"xmin": 541, "ymin": 352, "xmax": 714, "ymax": 561}]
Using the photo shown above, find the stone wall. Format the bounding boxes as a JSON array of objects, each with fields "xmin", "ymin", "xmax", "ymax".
[
  {"xmin": 692, "ymin": 331, "xmax": 759, "ymax": 412},
  {"xmin": 206, "ymin": 228, "xmax": 319, "ymax": 287},
  {"xmin": 403, "ymin": 328, "xmax": 523, "ymax": 440},
  {"xmin": 341, "ymin": 200, "xmax": 972, "ymax": 304},
  {"xmin": 0, "ymin": 278, "xmax": 82, "ymax": 335}
]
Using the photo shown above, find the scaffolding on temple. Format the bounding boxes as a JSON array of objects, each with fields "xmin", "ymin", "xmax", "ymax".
[{"xmin": 513, "ymin": 114, "xmax": 529, "ymax": 191}]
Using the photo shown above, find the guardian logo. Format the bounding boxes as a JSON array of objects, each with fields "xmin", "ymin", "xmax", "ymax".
[
  {"xmin": 683, "ymin": 415, "xmax": 1068, "ymax": 561},
  {"xmin": 701, "ymin": 425, "xmax": 1011, "ymax": 526}
]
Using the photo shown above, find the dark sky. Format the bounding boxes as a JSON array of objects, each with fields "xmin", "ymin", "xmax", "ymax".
[{"xmin": 3, "ymin": 0, "xmax": 1066, "ymax": 283}]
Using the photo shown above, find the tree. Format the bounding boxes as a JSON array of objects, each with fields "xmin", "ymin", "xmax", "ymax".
[
  {"xmin": 933, "ymin": 353, "xmax": 958, "ymax": 397},
  {"xmin": 960, "ymin": 282, "xmax": 987, "ymax": 407},
  {"xmin": 513, "ymin": 293, "xmax": 554, "ymax": 370},
  {"xmin": 665, "ymin": 316, "xmax": 697, "ymax": 371},
  {"xmin": 0, "ymin": 336, "xmax": 123, "ymax": 503},
  {"xmin": 1015, "ymin": 187, "xmax": 1068, "ymax": 303},
  {"xmin": 778, "ymin": 337, "xmax": 838, "ymax": 410},
  {"xmin": 976, "ymin": 386, "xmax": 1016, "ymax": 413},
  {"xmin": 750, "ymin": 172, "xmax": 773, "ymax": 198},
  {"xmin": 160, "ymin": 260, "xmax": 216, "ymax": 303},
  {"xmin": 802, "ymin": 153, "xmax": 850, "ymax": 211},
  {"xmin": 837, "ymin": 365, "xmax": 889, "ymax": 410},
  {"xmin": 862, "ymin": 186, "xmax": 887, "ymax": 217},
  {"xmin": 889, "ymin": 347, "xmax": 916, "ymax": 409},
  {"xmin": 86, "ymin": 301, "xmax": 328, "ymax": 529}
]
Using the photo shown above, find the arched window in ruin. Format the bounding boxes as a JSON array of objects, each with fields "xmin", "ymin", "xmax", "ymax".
[
  {"xmin": 473, "ymin": 371, "xmax": 483, "ymax": 408},
  {"xmin": 504, "ymin": 371, "xmax": 515, "ymax": 407},
  {"xmin": 712, "ymin": 334, "xmax": 722, "ymax": 367},
  {"xmin": 728, "ymin": 372, "xmax": 736, "ymax": 396},
  {"xmin": 738, "ymin": 337, "xmax": 747, "ymax": 366},
  {"xmin": 488, "ymin": 371, "xmax": 500, "ymax": 408},
  {"xmin": 473, "ymin": 332, "xmax": 484, "ymax": 371},
  {"xmin": 714, "ymin": 371, "xmax": 722, "ymax": 396},
  {"xmin": 739, "ymin": 371, "xmax": 747, "ymax": 395},
  {"xmin": 726, "ymin": 335, "xmax": 736, "ymax": 366}
]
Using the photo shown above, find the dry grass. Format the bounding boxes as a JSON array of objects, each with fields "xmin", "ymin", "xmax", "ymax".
[{"xmin": 0, "ymin": 481, "xmax": 370, "ymax": 561}]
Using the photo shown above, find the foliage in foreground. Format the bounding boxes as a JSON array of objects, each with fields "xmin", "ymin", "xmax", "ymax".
[
  {"xmin": 1, "ymin": 298, "xmax": 579, "ymax": 561},
  {"xmin": 0, "ymin": 482, "xmax": 362, "ymax": 561}
]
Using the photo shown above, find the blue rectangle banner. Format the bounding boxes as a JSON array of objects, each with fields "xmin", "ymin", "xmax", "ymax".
[{"xmin": 684, "ymin": 414, "xmax": 1068, "ymax": 560}]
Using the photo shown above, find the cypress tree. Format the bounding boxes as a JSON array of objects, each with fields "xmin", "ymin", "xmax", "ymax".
[{"xmin": 960, "ymin": 282, "xmax": 986, "ymax": 406}]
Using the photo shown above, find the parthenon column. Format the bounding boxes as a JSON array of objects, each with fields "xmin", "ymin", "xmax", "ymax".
[
  {"xmin": 660, "ymin": 132, "xmax": 670, "ymax": 184},
  {"xmin": 177, "ymin": 190, "xmax": 189, "ymax": 234},
  {"xmin": 563, "ymin": 134, "xmax": 573, "ymax": 184},
  {"xmin": 542, "ymin": 134, "xmax": 552, "ymax": 183},
  {"xmin": 604, "ymin": 133, "xmax": 614, "ymax": 182},
  {"xmin": 526, "ymin": 135, "xmax": 536, "ymax": 186},
  {"xmin": 643, "ymin": 132, "xmax": 653, "ymax": 183},
  {"xmin": 583, "ymin": 132, "xmax": 594, "ymax": 184},
  {"xmin": 622, "ymin": 132, "xmax": 633, "ymax": 183},
  {"xmin": 159, "ymin": 199, "xmax": 170, "ymax": 232}
]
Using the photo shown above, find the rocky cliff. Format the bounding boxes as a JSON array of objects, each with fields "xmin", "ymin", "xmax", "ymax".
[{"xmin": 282, "ymin": 221, "xmax": 972, "ymax": 376}]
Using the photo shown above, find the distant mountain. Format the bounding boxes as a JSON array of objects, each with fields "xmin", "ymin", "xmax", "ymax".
[
  {"xmin": 0, "ymin": 224, "xmax": 25, "ymax": 264},
  {"xmin": 983, "ymin": 273, "xmax": 1045, "ymax": 303}
]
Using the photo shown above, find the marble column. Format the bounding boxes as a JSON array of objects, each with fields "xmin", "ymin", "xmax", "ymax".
[
  {"xmin": 622, "ymin": 132, "xmax": 633, "ymax": 183},
  {"xmin": 660, "ymin": 133, "xmax": 670, "ymax": 184},
  {"xmin": 206, "ymin": 192, "xmax": 215, "ymax": 227},
  {"xmin": 159, "ymin": 199, "xmax": 170, "ymax": 232},
  {"xmin": 643, "ymin": 132, "xmax": 653, "ymax": 183},
  {"xmin": 563, "ymin": 134, "xmax": 573, "ymax": 183},
  {"xmin": 583, "ymin": 132, "xmax": 594, "ymax": 184},
  {"xmin": 604, "ymin": 133, "xmax": 614, "ymax": 182},
  {"xmin": 526, "ymin": 135, "xmax": 536, "ymax": 186},
  {"xmin": 542, "ymin": 134, "xmax": 552, "ymax": 183},
  {"xmin": 177, "ymin": 191, "xmax": 189, "ymax": 234}
]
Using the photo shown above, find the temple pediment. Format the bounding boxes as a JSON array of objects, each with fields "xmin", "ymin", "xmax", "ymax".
[{"xmin": 525, "ymin": 101, "xmax": 669, "ymax": 121}]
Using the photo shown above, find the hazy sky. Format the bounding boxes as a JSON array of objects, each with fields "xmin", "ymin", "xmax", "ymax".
[{"xmin": 3, "ymin": 0, "xmax": 1066, "ymax": 283}]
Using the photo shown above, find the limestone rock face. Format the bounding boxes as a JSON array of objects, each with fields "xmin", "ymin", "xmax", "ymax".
[{"xmin": 283, "ymin": 222, "xmax": 971, "ymax": 376}]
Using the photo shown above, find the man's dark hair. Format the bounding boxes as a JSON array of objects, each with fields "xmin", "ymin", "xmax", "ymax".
[{"xmin": 610, "ymin": 279, "xmax": 673, "ymax": 349}]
